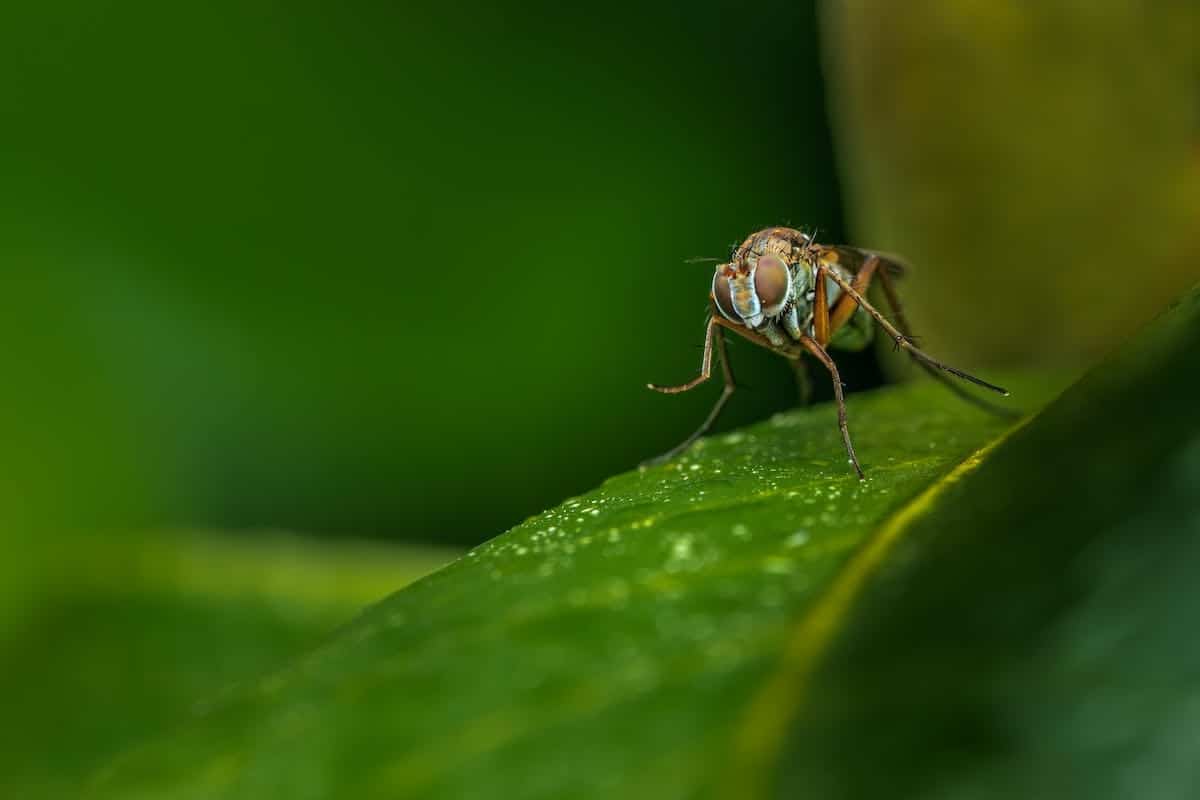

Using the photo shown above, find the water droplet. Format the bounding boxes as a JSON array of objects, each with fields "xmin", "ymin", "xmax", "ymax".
[
  {"xmin": 785, "ymin": 531, "xmax": 810, "ymax": 548},
  {"xmin": 732, "ymin": 523, "xmax": 750, "ymax": 539},
  {"xmin": 671, "ymin": 535, "xmax": 693, "ymax": 561},
  {"xmin": 665, "ymin": 534, "xmax": 698, "ymax": 572}
]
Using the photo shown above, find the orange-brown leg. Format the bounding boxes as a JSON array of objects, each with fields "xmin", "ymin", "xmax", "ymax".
[
  {"xmin": 820, "ymin": 267, "xmax": 1009, "ymax": 396},
  {"xmin": 645, "ymin": 318, "xmax": 736, "ymax": 464},
  {"xmin": 647, "ymin": 316, "xmax": 716, "ymax": 395},
  {"xmin": 799, "ymin": 334, "xmax": 864, "ymax": 479},
  {"xmin": 813, "ymin": 264, "xmax": 830, "ymax": 346},
  {"xmin": 826, "ymin": 255, "xmax": 879, "ymax": 336}
]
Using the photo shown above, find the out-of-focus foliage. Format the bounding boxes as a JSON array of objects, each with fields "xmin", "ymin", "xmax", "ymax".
[
  {"xmin": 0, "ymin": 0, "xmax": 846, "ymax": 547},
  {"xmin": 822, "ymin": 0, "xmax": 1200, "ymax": 363},
  {"xmin": 0, "ymin": 273, "xmax": 155, "ymax": 641},
  {"xmin": 90, "ymin": 284, "xmax": 1200, "ymax": 800},
  {"xmin": 0, "ymin": 531, "xmax": 455, "ymax": 800}
]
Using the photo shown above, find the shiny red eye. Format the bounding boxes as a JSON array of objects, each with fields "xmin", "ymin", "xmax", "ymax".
[
  {"xmin": 711, "ymin": 271, "xmax": 740, "ymax": 322},
  {"xmin": 753, "ymin": 255, "xmax": 791, "ymax": 311}
]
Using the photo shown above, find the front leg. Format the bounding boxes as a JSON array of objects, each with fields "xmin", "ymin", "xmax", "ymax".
[
  {"xmin": 648, "ymin": 316, "xmax": 716, "ymax": 394},
  {"xmin": 644, "ymin": 318, "xmax": 737, "ymax": 465}
]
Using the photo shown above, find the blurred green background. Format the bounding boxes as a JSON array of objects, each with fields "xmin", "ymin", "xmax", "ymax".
[
  {"xmin": 1, "ymin": 0, "xmax": 1197, "ymax": 794},
  {"xmin": 2, "ymin": 0, "xmax": 851, "ymax": 554},
  {"xmin": 10, "ymin": 1, "xmax": 1191, "ymax": 555}
]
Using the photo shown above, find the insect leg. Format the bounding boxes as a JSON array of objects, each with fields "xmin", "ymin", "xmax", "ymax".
[
  {"xmin": 643, "ymin": 320, "xmax": 737, "ymax": 465},
  {"xmin": 648, "ymin": 316, "xmax": 716, "ymax": 394},
  {"xmin": 799, "ymin": 335, "xmax": 865, "ymax": 479},
  {"xmin": 820, "ymin": 268, "xmax": 1009, "ymax": 396},
  {"xmin": 876, "ymin": 266, "xmax": 1020, "ymax": 418},
  {"xmin": 812, "ymin": 261, "xmax": 830, "ymax": 346},
  {"xmin": 826, "ymin": 255, "xmax": 879, "ymax": 336}
]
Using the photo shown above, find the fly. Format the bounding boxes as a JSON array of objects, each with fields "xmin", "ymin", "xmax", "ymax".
[{"xmin": 646, "ymin": 226, "xmax": 1012, "ymax": 479}]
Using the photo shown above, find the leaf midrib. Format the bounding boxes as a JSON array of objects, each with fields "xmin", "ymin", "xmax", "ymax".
[{"xmin": 723, "ymin": 414, "xmax": 1035, "ymax": 800}]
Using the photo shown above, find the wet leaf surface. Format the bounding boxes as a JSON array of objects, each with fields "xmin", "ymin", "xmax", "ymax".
[{"xmin": 88, "ymin": 363, "xmax": 1072, "ymax": 798}]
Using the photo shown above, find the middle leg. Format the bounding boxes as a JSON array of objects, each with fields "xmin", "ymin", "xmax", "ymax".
[{"xmin": 799, "ymin": 335, "xmax": 864, "ymax": 479}]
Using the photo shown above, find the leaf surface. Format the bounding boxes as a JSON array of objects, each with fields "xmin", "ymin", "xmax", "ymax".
[{"xmin": 88, "ymin": 362, "xmax": 1079, "ymax": 798}]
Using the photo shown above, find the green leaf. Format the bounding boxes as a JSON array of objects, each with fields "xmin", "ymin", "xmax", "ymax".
[
  {"xmin": 83, "ymin": 372, "xmax": 1059, "ymax": 798},
  {"xmin": 1, "ymin": 532, "xmax": 456, "ymax": 800},
  {"xmin": 90, "ymin": 287, "xmax": 1199, "ymax": 799}
]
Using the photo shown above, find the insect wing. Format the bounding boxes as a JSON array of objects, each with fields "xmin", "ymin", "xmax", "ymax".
[{"xmin": 822, "ymin": 245, "xmax": 908, "ymax": 279}]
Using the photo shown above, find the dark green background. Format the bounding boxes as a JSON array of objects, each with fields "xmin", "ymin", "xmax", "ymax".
[
  {"xmin": 2, "ymin": 3, "xmax": 1198, "ymax": 796},
  {"xmin": 1, "ymin": 0, "xmax": 855, "ymax": 546}
]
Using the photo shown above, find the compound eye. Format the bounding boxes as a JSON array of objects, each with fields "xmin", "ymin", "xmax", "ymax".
[
  {"xmin": 711, "ymin": 271, "xmax": 740, "ymax": 322},
  {"xmin": 753, "ymin": 255, "xmax": 791, "ymax": 313}
]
